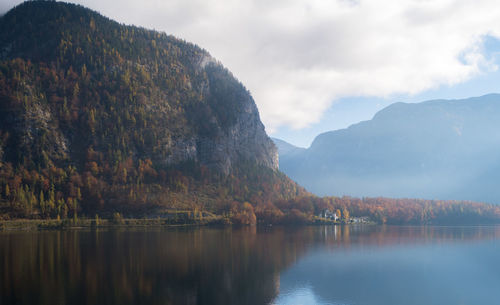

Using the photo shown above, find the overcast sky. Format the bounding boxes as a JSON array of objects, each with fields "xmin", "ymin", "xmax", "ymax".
[{"xmin": 3, "ymin": 0, "xmax": 500, "ymax": 147}]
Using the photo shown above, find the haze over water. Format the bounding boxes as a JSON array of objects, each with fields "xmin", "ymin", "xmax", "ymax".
[{"xmin": 2, "ymin": 225, "xmax": 500, "ymax": 305}]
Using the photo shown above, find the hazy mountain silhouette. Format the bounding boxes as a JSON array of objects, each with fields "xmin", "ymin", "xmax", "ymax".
[{"xmin": 275, "ymin": 94, "xmax": 500, "ymax": 204}]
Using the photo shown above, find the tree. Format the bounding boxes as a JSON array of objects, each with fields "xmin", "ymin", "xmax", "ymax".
[
  {"xmin": 342, "ymin": 208, "xmax": 350, "ymax": 222},
  {"xmin": 232, "ymin": 202, "xmax": 256, "ymax": 225}
]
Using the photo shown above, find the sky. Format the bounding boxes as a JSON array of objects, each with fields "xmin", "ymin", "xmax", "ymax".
[{"xmin": 3, "ymin": 0, "xmax": 500, "ymax": 147}]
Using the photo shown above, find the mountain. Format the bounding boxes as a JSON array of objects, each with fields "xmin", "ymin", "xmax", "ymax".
[
  {"xmin": 0, "ymin": 1, "xmax": 306, "ymax": 220},
  {"xmin": 277, "ymin": 94, "xmax": 500, "ymax": 204},
  {"xmin": 272, "ymin": 138, "xmax": 305, "ymax": 159}
]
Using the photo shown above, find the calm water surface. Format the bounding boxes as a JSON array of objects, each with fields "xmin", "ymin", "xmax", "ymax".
[{"xmin": 1, "ymin": 225, "xmax": 500, "ymax": 305}]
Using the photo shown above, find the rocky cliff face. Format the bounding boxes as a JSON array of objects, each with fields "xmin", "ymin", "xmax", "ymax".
[
  {"xmin": 195, "ymin": 74, "xmax": 279, "ymax": 173},
  {"xmin": 162, "ymin": 58, "xmax": 278, "ymax": 175}
]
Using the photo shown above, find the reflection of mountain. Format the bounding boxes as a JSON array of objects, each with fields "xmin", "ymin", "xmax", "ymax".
[
  {"xmin": 2, "ymin": 226, "xmax": 500, "ymax": 305},
  {"xmin": 275, "ymin": 226, "xmax": 500, "ymax": 305},
  {"xmin": 0, "ymin": 228, "xmax": 312, "ymax": 305}
]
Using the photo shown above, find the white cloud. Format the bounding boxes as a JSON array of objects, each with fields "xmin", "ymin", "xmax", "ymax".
[{"xmin": 4, "ymin": 0, "xmax": 500, "ymax": 131}]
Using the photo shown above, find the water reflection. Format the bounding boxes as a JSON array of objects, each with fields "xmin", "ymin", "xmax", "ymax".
[
  {"xmin": 1, "ymin": 225, "xmax": 500, "ymax": 305},
  {"xmin": 1, "ymin": 227, "xmax": 307, "ymax": 305},
  {"xmin": 275, "ymin": 225, "xmax": 500, "ymax": 305}
]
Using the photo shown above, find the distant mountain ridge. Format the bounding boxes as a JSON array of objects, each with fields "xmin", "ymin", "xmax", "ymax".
[
  {"xmin": 275, "ymin": 94, "xmax": 500, "ymax": 204},
  {"xmin": 271, "ymin": 137, "xmax": 305, "ymax": 156}
]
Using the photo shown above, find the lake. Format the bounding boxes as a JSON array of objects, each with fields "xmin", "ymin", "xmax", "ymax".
[{"xmin": 1, "ymin": 225, "xmax": 500, "ymax": 305}]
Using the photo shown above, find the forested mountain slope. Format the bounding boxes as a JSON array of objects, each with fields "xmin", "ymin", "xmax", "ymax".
[{"xmin": 0, "ymin": 1, "xmax": 306, "ymax": 220}]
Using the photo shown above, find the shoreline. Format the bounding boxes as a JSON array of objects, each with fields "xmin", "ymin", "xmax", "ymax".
[
  {"xmin": 0, "ymin": 217, "xmax": 371, "ymax": 231},
  {"xmin": 0, "ymin": 218, "xmax": 221, "ymax": 231}
]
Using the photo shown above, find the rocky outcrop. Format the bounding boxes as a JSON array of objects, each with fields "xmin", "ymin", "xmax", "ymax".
[
  {"xmin": 163, "ymin": 60, "xmax": 278, "ymax": 174},
  {"xmin": 195, "ymin": 99, "xmax": 279, "ymax": 174}
]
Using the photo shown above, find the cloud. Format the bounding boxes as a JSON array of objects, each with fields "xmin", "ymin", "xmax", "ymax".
[{"xmin": 4, "ymin": 0, "xmax": 500, "ymax": 132}]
